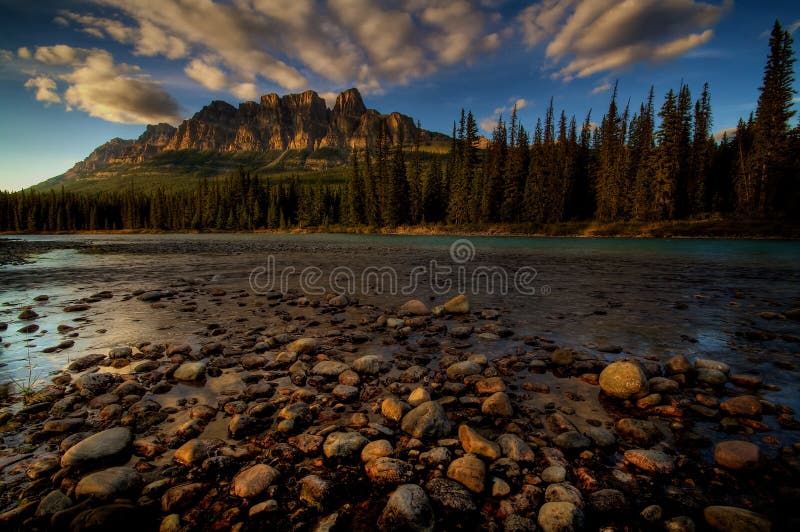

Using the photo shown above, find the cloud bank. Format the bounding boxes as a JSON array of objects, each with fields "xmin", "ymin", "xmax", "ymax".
[
  {"xmin": 19, "ymin": 45, "xmax": 181, "ymax": 124},
  {"xmin": 519, "ymin": 0, "xmax": 730, "ymax": 80}
]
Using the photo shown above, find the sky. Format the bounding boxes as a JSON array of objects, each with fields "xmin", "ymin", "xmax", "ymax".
[{"xmin": 1, "ymin": 0, "xmax": 799, "ymax": 191}]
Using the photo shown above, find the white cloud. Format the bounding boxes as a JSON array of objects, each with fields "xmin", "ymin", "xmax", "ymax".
[
  {"xmin": 789, "ymin": 20, "xmax": 800, "ymax": 34},
  {"xmin": 24, "ymin": 76, "xmax": 61, "ymax": 104},
  {"xmin": 17, "ymin": 47, "xmax": 31, "ymax": 59},
  {"xmin": 592, "ymin": 81, "xmax": 611, "ymax": 94},
  {"xmin": 184, "ymin": 58, "xmax": 228, "ymax": 91},
  {"xmin": 21, "ymin": 45, "xmax": 180, "ymax": 124},
  {"xmin": 52, "ymin": 0, "xmax": 506, "ymax": 99},
  {"xmin": 519, "ymin": 0, "xmax": 730, "ymax": 80},
  {"xmin": 231, "ymin": 83, "xmax": 259, "ymax": 100}
]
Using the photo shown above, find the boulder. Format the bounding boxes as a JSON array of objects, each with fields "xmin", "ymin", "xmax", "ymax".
[
  {"xmin": 714, "ymin": 441, "xmax": 761, "ymax": 471},
  {"xmin": 75, "ymin": 467, "xmax": 141, "ymax": 501}
]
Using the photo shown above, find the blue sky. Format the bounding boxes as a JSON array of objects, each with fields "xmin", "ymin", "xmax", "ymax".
[{"xmin": 1, "ymin": 0, "xmax": 799, "ymax": 191}]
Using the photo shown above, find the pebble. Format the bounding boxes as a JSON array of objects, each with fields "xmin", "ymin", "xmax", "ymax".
[
  {"xmin": 378, "ymin": 484, "xmax": 434, "ymax": 532},
  {"xmin": 599, "ymin": 361, "xmax": 649, "ymax": 399},
  {"xmin": 231, "ymin": 464, "xmax": 279, "ymax": 498},
  {"xmin": 443, "ymin": 294, "xmax": 470, "ymax": 314},
  {"xmin": 61, "ymin": 426, "xmax": 133, "ymax": 469},
  {"xmin": 538, "ymin": 501, "xmax": 583, "ymax": 532},
  {"xmin": 497, "ymin": 433, "xmax": 536, "ymax": 462},
  {"xmin": 365, "ymin": 457, "xmax": 415, "ymax": 486},
  {"xmin": 481, "ymin": 392, "xmax": 514, "ymax": 417},
  {"xmin": 458, "ymin": 425, "xmax": 501, "ymax": 460},
  {"xmin": 361, "ymin": 439, "xmax": 394, "ymax": 463},
  {"xmin": 323, "ymin": 431, "xmax": 368, "ymax": 459},
  {"xmin": 75, "ymin": 467, "xmax": 141, "ymax": 501},
  {"xmin": 447, "ymin": 454, "xmax": 486, "ymax": 493},
  {"xmin": 173, "ymin": 361, "xmax": 206, "ymax": 381},
  {"xmin": 541, "ymin": 465, "xmax": 567, "ymax": 483},
  {"xmin": 408, "ymin": 387, "xmax": 431, "ymax": 407},
  {"xmin": 446, "ymin": 361, "xmax": 482, "ymax": 380},
  {"xmin": 703, "ymin": 505, "xmax": 771, "ymax": 532},
  {"xmin": 714, "ymin": 440, "xmax": 761, "ymax": 471},
  {"xmin": 400, "ymin": 401, "xmax": 451, "ymax": 440},
  {"xmin": 624, "ymin": 449, "xmax": 676, "ymax": 474},
  {"xmin": 382, "ymin": 397, "xmax": 410, "ymax": 423},
  {"xmin": 720, "ymin": 395, "xmax": 763, "ymax": 418},
  {"xmin": 312, "ymin": 360, "xmax": 350, "ymax": 378},
  {"xmin": 352, "ymin": 355, "xmax": 382, "ymax": 375}
]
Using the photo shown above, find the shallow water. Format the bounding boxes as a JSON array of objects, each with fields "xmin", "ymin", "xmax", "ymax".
[{"xmin": 1, "ymin": 233, "xmax": 799, "ymax": 413}]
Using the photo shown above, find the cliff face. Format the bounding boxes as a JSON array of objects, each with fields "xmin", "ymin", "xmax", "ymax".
[{"xmin": 65, "ymin": 88, "xmax": 421, "ymax": 179}]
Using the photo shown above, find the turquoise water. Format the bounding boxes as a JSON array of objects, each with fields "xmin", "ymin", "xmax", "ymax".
[{"xmin": 1, "ymin": 234, "xmax": 799, "ymax": 413}]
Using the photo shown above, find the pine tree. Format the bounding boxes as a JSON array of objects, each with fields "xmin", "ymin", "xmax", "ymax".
[{"xmin": 751, "ymin": 20, "xmax": 797, "ymax": 215}]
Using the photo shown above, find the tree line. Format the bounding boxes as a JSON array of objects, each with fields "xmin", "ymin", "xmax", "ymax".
[{"xmin": 0, "ymin": 20, "xmax": 797, "ymax": 233}]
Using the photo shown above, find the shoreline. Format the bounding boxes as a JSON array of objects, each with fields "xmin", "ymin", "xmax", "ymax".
[{"xmin": 2, "ymin": 217, "xmax": 800, "ymax": 240}]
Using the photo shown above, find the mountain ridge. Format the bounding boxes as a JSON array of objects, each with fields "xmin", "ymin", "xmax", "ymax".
[{"xmin": 45, "ymin": 88, "xmax": 446, "ymax": 191}]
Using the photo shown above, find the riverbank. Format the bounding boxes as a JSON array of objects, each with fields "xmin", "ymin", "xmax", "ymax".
[
  {"xmin": 1, "ymin": 283, "xmax": 798, "ymax": 531},
  {"xmin": 3, "ymin": 217, "xmax": 800, "ymax": 240}
]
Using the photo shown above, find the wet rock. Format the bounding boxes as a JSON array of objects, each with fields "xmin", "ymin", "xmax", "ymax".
[
  {"xmin": 173, "ymin": 361, "xmax": 206, "ymax": 381},
  {"xmin": 35, "ymin": 490, "xmax": 72, "ymax": 517},
  {"xmin": 459, "ymin": 425, "xmax": 501, "ymax": 460},
  {"xmin": 173, "ymin": 438, "xmax": 223, "ymax": 467},
  {"xmin": 296, "ymin": 474, "xmax": 331, "ymax": 510},
  {"xmin": 138, "ymin": 290, "xmax": 171, "ymax": 302},
  {"xmin": 362, "ymin": 439, "xmax": 394, "ymax": 463},
  {"xmin": 588, "ymin": 489, "xmax": 626, "ymax": 513},
  {"xmin": 160, "ymin": 514, "xmax": 181, "ymax": 532},
  {"xmin": 475, "ymin": 377, "xmax": 506, "ymax": 394},
  {"xmin": 497, "ymin": 433, "xmax": 536, "ymax": 462},
  {"xmin": 419, "ymin": 446, "xmax": 452, "ymax": 467},
  {"xmin": 695, "ymin": 358, "xmax": 730, "ymax": 374},
  {"xmin": 44, "ymin": 417, "xmax": 84, "ymax": 433},
  {"xmin": 323, "ymin": 431, "xmax": 368, "ymax": 459},
  {"xmin": 541, "ymin": 465, "xmax": 567, "ymax": 483},
  {"xmin": 615, "ymin": 418, "xmax": 661, "ymax": 446},
  {"xmin": 74, "ymin": 373, "xmax": 116, "ymax": 398},
  {"xmin": 228, "ymin": 414, "xmax": 259, "ymax": 439},
  {"xmin": 664, "ymin": 516, "xmax": 696, "ymax": 532},
  {"xmin": 401, "ymin": 300, "xmax": 430, "ymax": 316},
  {"xmin": 312, "ymin": 360, "xmax": 350, "ymax": 378},
  {"xmin": 382, "ymin": 397, "xmax": 411, "ymax": 423},
  {"xmin": 696, "ymin": 368, "xmax": 728, "ymax": 386},
  {"xmin": 444, "ymin": 294, "xmax": 470, "ymax": 314},
  {"xmin": 481, "ymin": 392, "xmax": 513, "ymax": 417},
  {"xmin": 649, "ymin": 377, "xmax": 680, "ymax": 393},
  {"xmin": 624, "ymin": 449, "xmax": 675, "ymax": 474},
  {"xmin": 545, "ymin": 482, "xmax": 584, "ymax": 508},
  {"xmin": 75, "ymin": 467, "xmax": 141, "ymax": 501},
  {"xmin": 61, "ymin": 427, "xmax": 133, "ymax": 469},
  {"xmin": 446, "ymin": 361, "xmax": 482, "ymax": 380},
  {"xmin": 26, "ymin": 455, "xmax": 61, "ymax": 479},
  {"xmin": 69, "ymin": 504, "xmax": 142, "ymax": 532},
  {"xmin": 408, "ymin": 387, "xmax": 431, "ymax": 407},
  {"xmin": 585, "ymin": 427, "xmax": 616, "ymax": 447},
  {"xmin": 366, "ymin": 457, "xmax": 415, "ymax": 486},
  {"xmin": 447, "ymin": 454, "xmax": 486, "ymax": 493},
  {"xmin": 378, "ymin": 484, "xmax": 434, "ymax": 532},
  {"xmin": 538, "ymin": 502, "xmax": 583, "ymax": 532},
  {"xmin": 450, "ymin": 326, "xmax": 473, "ymax": 339},
  {"xmin": 720, "ymin": 396, "xmax": 763, "ymax": 418},
  {"xmin": 599, "ymin": 361, "xmax": 649, "ymax": 399},
  {"xmin": 352, "ymin": 355, "xmax": 382, "ymax": 375},
  {"xmin": 162, "ymin": 483, "xmax": 206, "ymax": 512},
  {"xmin": 492, "ymin": 477, "xmax": 511, "ymax": 497},
  {"xmin": 426, "ymin": 477, "xmax": 477, "ymax": 515},
  {"xmin": 18, "ymin": 308, "xmax": 39, "ymax": 320},
  {"xmin": 729, "ymin": 374, "xmax": 763, "ymax": 389},
  {"xmin": 332, "ymin": 384, "xmax": 359, "ymax": 402},
  {"xmin": 703, "ymin": 506, "xmax": 771, "ymax": 532},
  {"xmin": 399, "ymin": 365, "xmax": 427, "ymax": 383},
  {"xmin": 551, "ymin": 349, "xmax": 575, "ymax": 366},
  {"xmin": 503, "ymin": 515, "xmax": 537, "ymax": 532},
  {"xmin": 68, "ymin": 354, "xmax": 107, "ymax": 372},
  {"xmin": 553, "ymin": 431, "xmax": 591, "ymax": 451},
  {"xmin": 400, "ymin": 401, "xmax": 451, "ymax": 440},
  {"xmin": 641, "ymin": 504, "xmax": 663, "ymax": 522},
  {"xmin": 286, "ymin": 337, "xmax": 319, "ymax": 354},
  {"xmin": 231, "ymin": 464, "xmax": 279, "ymax": 498},
  {"xmin": 714, "ymin": 440, "xmax": 761, "ymax": 471},
  {"xmin": 108, "ymin": 347, "xmax": 133, "ymax": 359}
]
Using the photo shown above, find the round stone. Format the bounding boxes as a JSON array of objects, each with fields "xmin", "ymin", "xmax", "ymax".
[{"xmin": 599, "ymin": 361, "xmax": 649, "ymax": 399}]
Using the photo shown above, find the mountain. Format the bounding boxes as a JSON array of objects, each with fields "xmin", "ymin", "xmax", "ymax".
[{"xmin": 39, "ymin": 88, "xmax": 447, "ymax": 192}]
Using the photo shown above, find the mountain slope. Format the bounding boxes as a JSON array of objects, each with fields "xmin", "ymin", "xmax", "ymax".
[{"xmin": 37, "ymin": 88, "xmax": 448, "ymax": 192}]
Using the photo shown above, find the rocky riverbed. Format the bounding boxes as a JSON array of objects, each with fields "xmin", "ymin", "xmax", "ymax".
[{"xmin": 1, "ymin": 279, "xmax": 798, "ymax": 531}]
